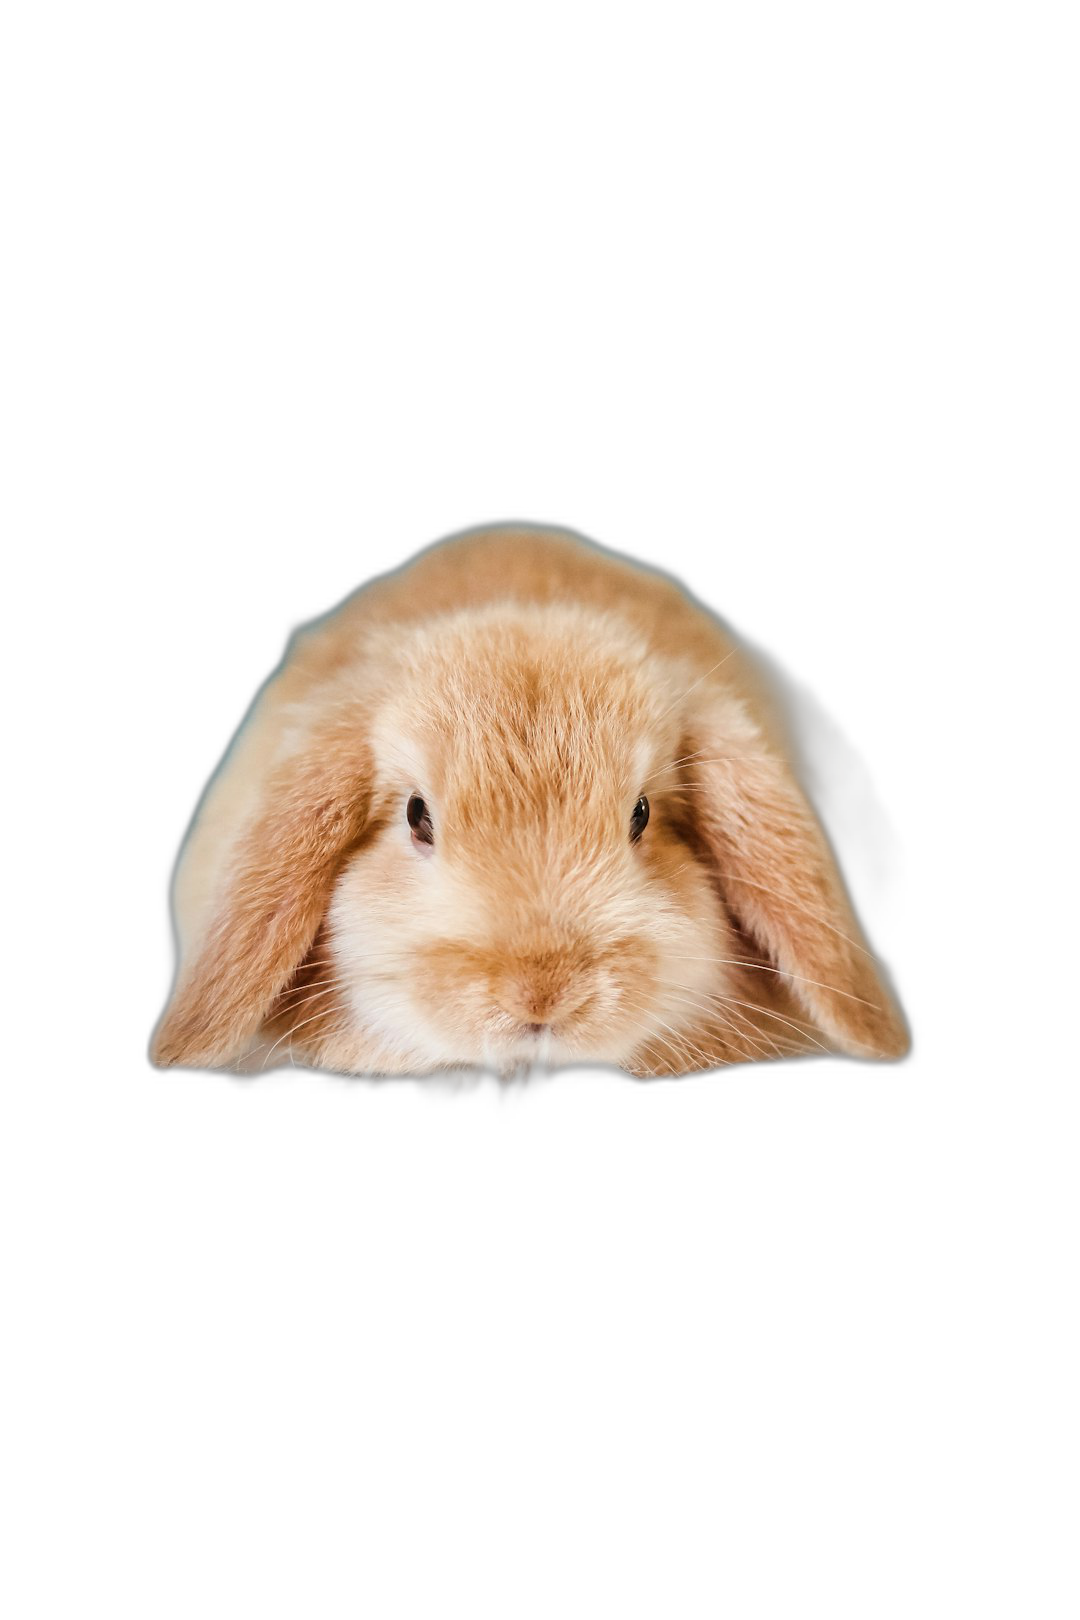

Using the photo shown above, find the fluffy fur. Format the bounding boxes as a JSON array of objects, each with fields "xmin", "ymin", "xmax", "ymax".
[{"xmin": 152, "ymin": 525, "xmax": 908, "ymax": 1076}]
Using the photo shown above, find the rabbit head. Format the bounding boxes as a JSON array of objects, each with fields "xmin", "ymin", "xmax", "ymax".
[{"xmin": 152, "ymin": 530, "xmax": 907, "ymax": 1076}]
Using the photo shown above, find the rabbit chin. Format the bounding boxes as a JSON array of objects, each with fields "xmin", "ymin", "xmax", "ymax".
[{"xmin": 476, "ymin": 1017, "xmax": 647, "ymax": 1082}]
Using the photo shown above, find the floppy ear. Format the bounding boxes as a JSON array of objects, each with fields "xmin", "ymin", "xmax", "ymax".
[
  {"xmin": 152, "ymin": 712, "xmax": 371, "ymax": 1069},
  {"xmin": 686, "ymin": 702, "xmax": 908, "ymax": 1059}
]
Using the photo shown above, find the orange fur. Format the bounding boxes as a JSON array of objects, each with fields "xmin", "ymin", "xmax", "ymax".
[{"xmin": 151, "ymin": 524, "xmax": 908, "ymax": 1075}]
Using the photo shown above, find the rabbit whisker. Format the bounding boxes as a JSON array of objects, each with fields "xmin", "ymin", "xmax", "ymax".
[
  {"xmin": 713, "ymin": 993, "xmax": 830, "ymax": 1053},
  {"xmin": 705, "ymin": 871, "xmax": 877, "ymax": 961},
  {"xmin": 621, "ymin": 996, "xmax": 725, "ymax": 1071},
  {"xmin": 642, "ymin": 748, "xmax": 712, "ymax": 784},
  {"xmin": 666, "ymin": 954, "xmax": 882, "ymax": 1007},
  {"xmin": 659, "ymin": 986, "xmax": 783, "ymax": 1060},
  {"xmin": 261, "ymin": 1001, "xmax": 344, "ymax": 1069},
  {"xmin": 653, "ymin": 649, "xmax": 738, "ymax": 726}
]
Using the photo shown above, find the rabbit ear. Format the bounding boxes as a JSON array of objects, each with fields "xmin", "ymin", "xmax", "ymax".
[
  {"xmin": 685, "ymin": 702, "xmax": 908, "ymax": 1059},
  {"xmin": 152, "ymin": 711, "xmax": 371, "ymax": 1069}
]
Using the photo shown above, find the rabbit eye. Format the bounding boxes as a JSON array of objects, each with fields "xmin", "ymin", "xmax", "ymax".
[
  {"xmin": 630, "ymin": 795, "xmax": 650, "ymax": 842},
  {"xmin": 407, "ymin": 794, "xmax": 434, "ymax": 847}
]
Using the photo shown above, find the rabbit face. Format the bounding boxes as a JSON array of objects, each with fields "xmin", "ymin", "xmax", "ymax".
[
  {"xmin": 324, "ymin": 606, "xmax": 729, "ymax": 1072},
  {"xmin": 152, "ymin": 524, "xmax": 908, "ymax": 1076}
]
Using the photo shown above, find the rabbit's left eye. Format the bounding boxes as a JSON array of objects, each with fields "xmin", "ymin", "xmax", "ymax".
[
  {"xmin": 630, "ymin": 795, "xmax": 650, "ymax": 842},
  {"xmin": 407, "ymin": 794, "xmax": 434, "ymax": 847}
]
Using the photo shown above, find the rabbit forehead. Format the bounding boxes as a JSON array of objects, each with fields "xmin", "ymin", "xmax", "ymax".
[{"xmin": 371, "ymin": 603, "xmax": 678, "ymax": 801}]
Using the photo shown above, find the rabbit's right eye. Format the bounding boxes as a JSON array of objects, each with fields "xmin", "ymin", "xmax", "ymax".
[{"xmin": 407, "ymin": 794, "xmax": 434, "ymax": 847}]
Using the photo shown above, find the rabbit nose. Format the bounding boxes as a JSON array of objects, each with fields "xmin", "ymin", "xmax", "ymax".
[
  {"xmin": 495, "ymin": 983, "xmax": 560, "ymax": 1025},
  {"xmin": 494, "ymin": 962, "xmax": 581, "ymax": 1026}
]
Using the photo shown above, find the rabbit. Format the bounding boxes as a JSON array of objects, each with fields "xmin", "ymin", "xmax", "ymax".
[{"xmin": 151, "ymin": 523, "xmax": 908, "ymax": 1077}]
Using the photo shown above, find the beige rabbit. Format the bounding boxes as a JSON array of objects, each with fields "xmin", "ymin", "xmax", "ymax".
[{"xmin": 152, "ymin": 524, "xmax": 908, "ymax": 1076}]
